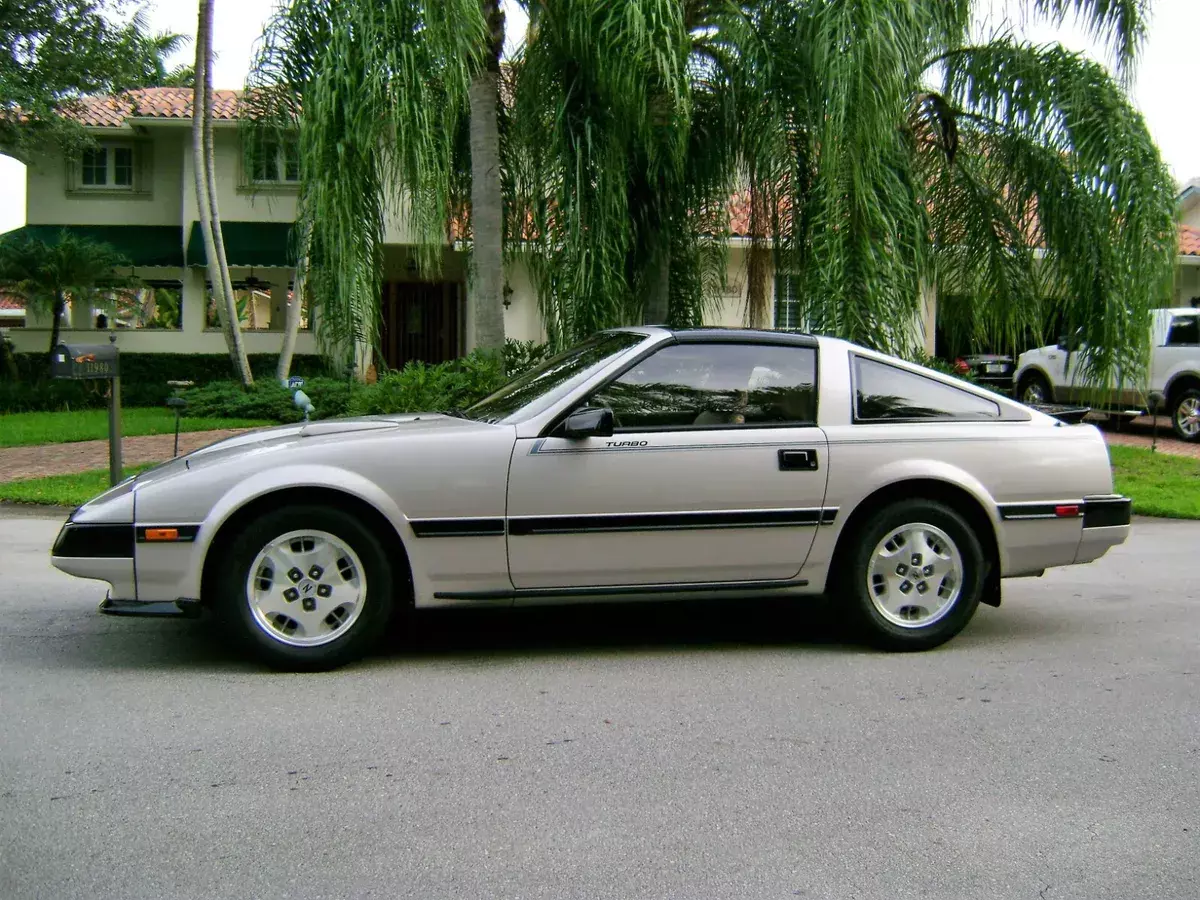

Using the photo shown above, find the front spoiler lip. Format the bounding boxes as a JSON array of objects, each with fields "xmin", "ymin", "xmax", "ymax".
[{"xmin": 99, "ymin": 596, "xmax": 203, "ymax": 619}]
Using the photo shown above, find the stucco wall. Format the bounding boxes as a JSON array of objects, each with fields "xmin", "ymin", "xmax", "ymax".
[
  {"xmin": 25, "ymin": 129, "xmax": 184, "ymax": 227},
  {"xmin": 1175, "ymin": 262, "xmax": 1200, "ymax": 307}
]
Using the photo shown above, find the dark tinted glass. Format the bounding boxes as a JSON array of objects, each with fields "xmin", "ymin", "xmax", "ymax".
[
  {"xmin": 1167, "ymin": 317, "xmax": 1199, "ymax": 346},
  {"xmin": 466, "ymin": 331, "xmax": 647, "ymax": 423},
  {"xmin": 854, "ymin": 357, "xmax": 1000, "ymax": 420},
  {"xmin": 591, "ymin": 343, "xmax": 817, "ymax": 430}
]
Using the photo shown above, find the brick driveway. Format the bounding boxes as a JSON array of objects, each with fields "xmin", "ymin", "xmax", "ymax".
[
  {"xmin": 1090, "ymin": 415, "xmax": 1200, "ymax": 460},
  {"xmin": 0, "ymin": 429, "xmax": 256, "ymax": 483}
]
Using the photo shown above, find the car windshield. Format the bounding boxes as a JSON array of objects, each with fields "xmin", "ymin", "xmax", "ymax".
[{"xmin": 466, "ymin": 331, "xmax": 648, "ymax": 424}]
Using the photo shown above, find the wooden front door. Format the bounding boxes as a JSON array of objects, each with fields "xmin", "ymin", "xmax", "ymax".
[{"xmin": 380, "ymin": 281, "xmax": 461, "ymax": 370}]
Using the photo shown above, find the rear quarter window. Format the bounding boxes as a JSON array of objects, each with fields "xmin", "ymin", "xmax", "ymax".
[{"xmin": 853, "ymin": 356, "xmax": 1002, "ymax": 421}]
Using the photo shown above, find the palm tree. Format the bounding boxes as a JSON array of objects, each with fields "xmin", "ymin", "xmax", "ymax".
[
  {"xmin": 0, "ymin": 233, "xmax": 130, "ymax": 360},
  {"xmin": 245, "ymin": 0, "xmax": 489, "ymax": 371},
  {"xmin": 514, "ymin": 0, "xmax": 1175, "ymax": 394},
  {"xmin": 468, "ymin": 0, "xmax": 508, "ymax": 353},
  {"xmin": 193, "ymin": 0, "xmax": 252, "ymax": 385},
  {"xmin": 742, "ymin": 0, "xmax": 1176, "ymax": 388}
]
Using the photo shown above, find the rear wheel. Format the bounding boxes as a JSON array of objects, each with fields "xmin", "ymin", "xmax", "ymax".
[
  {"xmin": 216, "ymin": 504, "xmax": 396, "ymax": 671},
  {"xmin": 1171, "ymin": 388, "xmax": 1200, "ymax": 442},
  {"xmin": 1017, "ymin": 372, "xmax": 1052, "ymax": 406},
  {"xmin": 842, "ymin": 499, "xmax": 985, "ymax": 651}
]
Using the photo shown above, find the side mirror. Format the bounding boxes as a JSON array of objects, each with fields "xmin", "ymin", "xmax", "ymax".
[
  {"xmin": 1056, "ymin": 334, "xmax": 1069, "ymax": 351},
  {"xmin": 562, "ymin": 406, "xmax": 614, "ymax": 439}
]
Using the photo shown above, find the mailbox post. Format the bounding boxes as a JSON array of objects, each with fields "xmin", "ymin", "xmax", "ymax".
[{"xmin": 52, "ymin": 334, "xmax": 122, "ymax": 486}]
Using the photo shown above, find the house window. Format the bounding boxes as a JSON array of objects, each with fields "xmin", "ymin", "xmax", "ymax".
[
  {"xmin": 99, "ymin": 281, "xmax": 183, "ymax": 330},
  {"xmin": 205, "ymin": 280, "xmax": 310, "ymax": 332},
  {"xmin": 248, "ymin": 137, "xmax": 300, "ymax": 184},
  {"xmin": 79, "ymin": 144, "xmax": 135, "ymax": 189},
  {"xmin": 774, "ymin": 274, "xmax": 808, "ymax": 332}
]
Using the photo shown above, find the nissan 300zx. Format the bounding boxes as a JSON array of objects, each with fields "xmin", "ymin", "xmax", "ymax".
[{"xmin": 50, "ymin": 327, "xmax": 1132, "ymax": 670}]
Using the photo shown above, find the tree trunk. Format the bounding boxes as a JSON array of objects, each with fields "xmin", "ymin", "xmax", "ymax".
[
  {"xmin": 643, "ymin": 250, "xmax": 670, "ymax": 325},
  {"xmin": 276, "ymin": 224, "xmax": 310, "ymax": 381},
  {"xmin": 47, "ymin": 289, "xmax": 65, "ymax": 359},
  {"xmin": 468, "ymin": 0, "xmax": 506, "ymax": 354},
  {"xmin": 193, "ymin": 0, "xmax": 252, "ymax": 385},
  {"xmin": 746, "ymin": 183, "xmax": 770, "ymax": 329},
  {"xmin": 745, "ymin": 244, "xmax": 769, "ymax": 328}
]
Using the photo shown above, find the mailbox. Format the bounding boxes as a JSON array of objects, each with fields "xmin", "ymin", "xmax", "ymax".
[{"xmin": 52, "ymin": 342, "xmax": 119, "ymax": 380}]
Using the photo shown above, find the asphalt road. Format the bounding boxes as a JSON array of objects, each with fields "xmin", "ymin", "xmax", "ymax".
[{"xmin": 1, "ymin": 511, "xmax": 1197, "ymax": 900}]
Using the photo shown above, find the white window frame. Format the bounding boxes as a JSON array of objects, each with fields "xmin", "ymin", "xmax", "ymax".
[
  {"xmin": 77, "ymin": 142, "xmax": 136, "ymax": 191},
  {"xmin": 247, "ymin": 138, "xmax": 300, "ymax": 186}
]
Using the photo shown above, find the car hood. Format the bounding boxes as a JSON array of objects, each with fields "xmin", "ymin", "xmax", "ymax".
[{"xmin": 131, "ymin": 412, "xmax": 492, "ymax": 487}]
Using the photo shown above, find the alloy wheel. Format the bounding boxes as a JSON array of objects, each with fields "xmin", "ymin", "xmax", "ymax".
[
  {"xmin": 866, "ymin": 522, "xmax": 963, "ymax": 629},
  {"xmin": 245, "ymin": 529, "xmax": 366, "ymax": 647}
]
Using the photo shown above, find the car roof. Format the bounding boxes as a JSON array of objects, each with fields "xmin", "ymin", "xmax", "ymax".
[{"xmin": 611, "ymin": 325, "xmax": 820, "ymax": 348}]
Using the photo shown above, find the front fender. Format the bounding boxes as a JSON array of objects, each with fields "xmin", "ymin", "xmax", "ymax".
[{"xmin": 169, "ymin": 464, "xmax": 410, "ymax": 602}]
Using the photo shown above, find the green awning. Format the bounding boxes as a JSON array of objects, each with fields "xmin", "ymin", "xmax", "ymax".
[
  {"xmin": 0, "ymin": 224, "xmax": 184, "ymax": 267},
  {"xmin": 186, "ymin": 221, "xmax": 297, "ymax": 268}
]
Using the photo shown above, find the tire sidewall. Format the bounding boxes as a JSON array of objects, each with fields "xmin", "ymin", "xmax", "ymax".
[
  {"xmin": 1019, "ymin": 373, "xmax": 1050, "ymax": 405},
  {"xmin": 1171, "ymin": 388, "xmax": 1200, "ymax": 443},
  {"xmin": 217, "ymin": 504, "xmax": 396, "ymax": 670},
  {"xmin": 845, "ymin": 499, "xmax": 985, "ymax": 650}
]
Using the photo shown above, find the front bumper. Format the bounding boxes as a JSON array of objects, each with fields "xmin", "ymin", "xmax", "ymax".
[{"xmin": 99, "ymin": 596, "xmax": 202, "ymax": 618}]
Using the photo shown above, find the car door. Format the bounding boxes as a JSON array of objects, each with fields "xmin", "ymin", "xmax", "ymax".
[
  {"xmin": 1153, "ymin": 313, "xmax": 1200, "ymax": 391},
  {"xmin": 505, "ymin": 339, "xmax": 831, "ymax": 590}
]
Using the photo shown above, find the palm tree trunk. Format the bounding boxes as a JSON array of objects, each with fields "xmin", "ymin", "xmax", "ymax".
[
  {"xmin": 47, "ymin": 288, "xmax": 65, "ymax": 359},
  {"xmin": 276, "ymin": 223, "xmax": 310, "ymax": 381},
  {"xmin": 468, "ymin": 0, "xmax": 506, "ymax": 354},
  {"xmin": 746, "ymin": 183, "xmax": 770, "ymax": 329},
  {"xmin": 193, "ymin": 0, "xmax": 252, "ymax": 385},
  {"xmin": 643, "ymin": 251, "xmax": 670, "ymax": 325}
]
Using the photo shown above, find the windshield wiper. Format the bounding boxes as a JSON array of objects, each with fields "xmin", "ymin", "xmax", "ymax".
[{"xmin": 436, "ymin": 407, "xmax": 474, "ymax": 420}]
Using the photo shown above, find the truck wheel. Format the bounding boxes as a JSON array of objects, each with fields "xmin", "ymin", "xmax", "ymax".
[
  {"xmin": 1017, "ymin": 372, "xmax": 1051, "ymax": 406},
  {"xmin": 1171, "ymin": 388, "xmax": 1200, "ymax": 442}
]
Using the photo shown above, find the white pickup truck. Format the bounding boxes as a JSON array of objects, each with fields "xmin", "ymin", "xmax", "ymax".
[{"xmin": 1012, "ymin": 307, "xmax": 1200, "ymax": 442}]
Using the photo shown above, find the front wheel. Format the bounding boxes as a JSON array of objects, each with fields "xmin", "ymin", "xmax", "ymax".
[
  {"xmin": 1171, "ymin": 388, "xmax": 1200, "ymax": 442},
  {"xmin": 216, "ymin": 504, "xmax": 396, "ymax": 671},
  {"xmin": 842, "ymin": 499, "xmax": 986, "ymax": 651}
]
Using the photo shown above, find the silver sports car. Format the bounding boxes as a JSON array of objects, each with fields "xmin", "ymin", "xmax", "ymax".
[{"xmin": 51, "ymin": 327, "xmax": 1131, "ymax": 670}]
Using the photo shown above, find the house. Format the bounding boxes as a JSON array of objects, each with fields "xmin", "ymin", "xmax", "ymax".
[
  {"xmin": 1176, "ymin": 180, "xmax": 1200, "ymax": 307},
  {"xmin": 0, "ymin": 87, "xmax": 769, "ymax": 369},
  {"xmin": 0, "ymin": 86, "xmax": 1196, "ymax": 366}
]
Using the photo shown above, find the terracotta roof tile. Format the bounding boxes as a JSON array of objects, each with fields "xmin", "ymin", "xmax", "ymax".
[
  {"xmin": 64, "ymin": 87, "xmax": 243, "ymax": 127},
  {"xmin": 1179, "ymin": 224, "xmax": 1200, "ymax": 256},
  {"xmin": 0, "ymin": 294, "xmax": 24, "ymax": 311}
]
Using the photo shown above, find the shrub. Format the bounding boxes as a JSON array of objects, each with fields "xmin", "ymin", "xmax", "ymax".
[
  {"xmin": 181, "ymin": 376, "xmax": 358, "ymax": 423},
  {"xmin": 350, "ymin": 349, "xmax": 509, "ymax": 417},
  {"xmin": 0, "ymin": 352, "xmax": 330, "ymax": 413}
]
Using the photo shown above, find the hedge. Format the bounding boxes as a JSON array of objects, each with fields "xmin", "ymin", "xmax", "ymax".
[{"xmin": 0, "ymin": 352, "xmax": 332, "ymax": 413}]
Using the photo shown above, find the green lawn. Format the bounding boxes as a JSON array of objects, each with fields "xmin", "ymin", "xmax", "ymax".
[
  {"xmin": 1108, "ymin": 444, "xmax": 1200, "ymax": 520},
  {"xmin": 0, "ymin": 464, "xmax": 156, "ymax": 507},
  {"xmin": 0, "ymin": 407, "xmax": 271, "ymax": 448}
]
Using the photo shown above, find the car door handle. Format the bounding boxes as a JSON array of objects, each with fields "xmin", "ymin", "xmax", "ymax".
[{"xmin": 778, "ymin": 449, "xmax": 819, "ymax": 471}]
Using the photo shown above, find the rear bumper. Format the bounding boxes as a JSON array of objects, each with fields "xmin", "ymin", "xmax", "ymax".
[{"xmin": 1074, "ymin": 495, "xmax": 1132, "ymax": 564}]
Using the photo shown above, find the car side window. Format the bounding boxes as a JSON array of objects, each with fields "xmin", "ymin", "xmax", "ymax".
[
  {"xmin": 1166, "ymin": 317, "xmax": 1199, "ymax": 346},
  {"xmin": 854, "ymin": 356, "xmax": 1001, "ymax": 421},
  {"xmin": 590, "ymin": 343, "xmax": 818, "ymax": 430}
]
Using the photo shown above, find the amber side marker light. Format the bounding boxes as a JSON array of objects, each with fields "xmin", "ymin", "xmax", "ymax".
[{"xmin": 144, "ymin": 528, "xmax": 180, "ymax": 542}]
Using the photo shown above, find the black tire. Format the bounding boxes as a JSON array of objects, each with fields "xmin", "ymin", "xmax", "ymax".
[
  {"xmin": 215, "ymin": 504, "xmax": 397, "ymax": 671},
  {"xmin": 1017, "ymin": 371, "xmax": 1052, "ymax": 406},
  {"xmin": 841, "ymin": 499, "xmax": 986, "ymax": 652},
  {"xmin": 1170, "ymin": 388, "xmax": 1200, "ymax": 443}
]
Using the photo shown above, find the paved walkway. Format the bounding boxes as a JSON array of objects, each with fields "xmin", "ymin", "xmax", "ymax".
[
  {"xmin": 1088, "ymin": 415, "xmax": 1200, "ymax": 460},
  {"xmin": 0, "ymin": 429, "xmax": 256, "ymax": 483}
]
